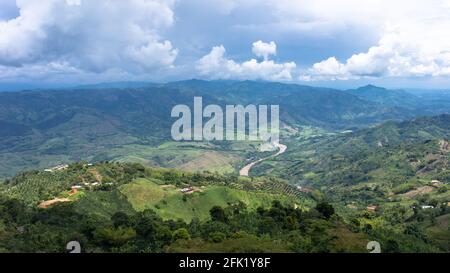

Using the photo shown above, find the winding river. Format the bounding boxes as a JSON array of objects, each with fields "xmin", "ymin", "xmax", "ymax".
[{"xmin": 239, "ymin": 143, "xmax": 287, "ymax": 176}]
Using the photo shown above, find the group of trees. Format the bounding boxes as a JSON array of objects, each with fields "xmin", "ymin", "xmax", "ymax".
[{"xmin": 0, "ymin": 193, "xmax": 348, "ymax": 253}]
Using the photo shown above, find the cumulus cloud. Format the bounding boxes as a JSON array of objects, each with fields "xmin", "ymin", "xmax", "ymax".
[
  {"xmin": 2, "ymin": 0, "xmax": 450, "ymax": 84},
  {"xmin": 300, "ymin": 57, "xmax": 347, "ymax": 81},
  {"xmin": 301, "ymin": 18, "xmax": 450, "ymax": 80},
  {"xmin": 186, "ymin": 0, "xmax": 450, "ymax": 82},
  {"xmin": 197, "ymin": 43, "xmax": 296, "ymax": 81},
  {"xmin": 240, "ymin": 0, "xmax": 450, "ymax": 81},
  {"xmin": 0, "ymin": 0, "xmax": 178, "ymax": 79},
  {"xmin": 252, "ymin": 40, "xmax": 276, "ymax": 61}
]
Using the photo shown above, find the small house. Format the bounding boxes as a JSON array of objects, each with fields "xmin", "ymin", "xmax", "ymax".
[
  {"xmin": 431, "ymin": 180, "xmax": 443, "ymax": 187},
  {"xmin": 180, "ymin": 187, "xmax": 194, "ymax": 194}
]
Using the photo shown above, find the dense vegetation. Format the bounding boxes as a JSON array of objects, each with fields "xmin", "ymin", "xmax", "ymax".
[
  {"xmin": 254, "ymin": 115, "xmax": 450, "ymax": 251},
  {"xmin": 0, "ymin": 160, "xmax": 447, "ymax": 253}
]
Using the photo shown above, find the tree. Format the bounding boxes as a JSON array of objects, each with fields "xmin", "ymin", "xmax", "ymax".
[
  {"xmin": 94, "ymin": 227, "xmax": 136, "ymax": 247},
  {"xmin": 404, "ymin": 224, "xmax": 426, "ymax": 241},
  {"xmin": 363, "ymin": 224, "xmax": 373, "ymax": 233},
  {"xmin": 188, "ymin": 217, "xmax": 202, "ymax": 237},
  {"xmin": 111, "ymin": 212, "xmax": 130, "ymax": 228},
  {"xmin": 210, "ymin": 206, "xmax": 227, "ymax": 222},
  {"xmin": 285, "ymin": 215, "xmax": 299, "ymax": 230},
  {"xmin": 384, "ymin": 239, "xmax": 400, "ymax": 253},
  {"xmin": 315, "ymin": 202, "xmax": 335, "ymax": 219}
]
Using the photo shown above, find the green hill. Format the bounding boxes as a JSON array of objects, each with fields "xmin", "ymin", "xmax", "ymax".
[
  {"xmin": 0, "ymin": 161, "xmax": 446, "ymax": 253},
  {"xmin": 120, "ymin": 179, "xmax": 297, "ymax": 222},
  {"xmin": 252, "ymin": 115, "xmax": 450, "ymax": 251},
  {"xmin": 0, "ymin": 162, "xmax": 350, "ymax": 253},
  {"xmin": 1, "ymin": 162, "xmax": 311, "ymax": 218},
  {"xmin": 0, "ymin": 80, "xmax": 431, "ymax": 179}
]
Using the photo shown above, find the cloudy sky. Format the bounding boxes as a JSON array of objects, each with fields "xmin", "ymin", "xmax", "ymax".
[{"xmin": 1, "ymin": 0, "xmax": 450, "ymax": 89}]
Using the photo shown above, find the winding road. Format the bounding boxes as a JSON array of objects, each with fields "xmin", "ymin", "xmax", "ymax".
[{"xmin": 239, "ymin": 143, "xmax": 287, "ymax": 176}]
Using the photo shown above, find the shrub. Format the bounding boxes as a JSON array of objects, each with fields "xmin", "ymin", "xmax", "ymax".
[
  {"xmin": 208, "ymin": 232, "xmax": 226, "ymax": 243},
  {"xmin": 172, "ymin": 228, "xmax": 191, "ymax": 241}
]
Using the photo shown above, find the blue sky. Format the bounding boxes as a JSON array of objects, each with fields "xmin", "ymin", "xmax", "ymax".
[{"xmin": 1, "ymin": 0, "xmax": 450, "ymax": 89}]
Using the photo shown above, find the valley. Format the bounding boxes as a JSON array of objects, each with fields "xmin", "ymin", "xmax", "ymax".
[
  {"xmin": 2, "ymin": 80, "xmax": 449, "ymax": 179},
  {"xmin": 0, "ymin": 80, "xmax": 449, "ymax": 253}
]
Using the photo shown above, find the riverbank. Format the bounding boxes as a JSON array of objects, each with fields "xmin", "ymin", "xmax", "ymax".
[{"xmin": 239, "ymin": 143, "xmax": 287, "ymax": 176}]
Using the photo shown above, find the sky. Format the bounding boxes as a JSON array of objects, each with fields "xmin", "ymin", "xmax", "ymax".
[{"xmin": 1, "ymin": 0, "xmax": 450, "ymax": 89}]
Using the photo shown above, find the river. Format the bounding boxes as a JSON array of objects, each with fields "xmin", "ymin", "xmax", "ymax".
[{"xmin": 239, "ymin": 143, "xmax": 287, "ymax": 176}]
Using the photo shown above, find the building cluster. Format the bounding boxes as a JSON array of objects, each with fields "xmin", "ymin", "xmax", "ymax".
[{"xmin": 44, "ymin": 164, "xmax": 69, "ymax": 172}]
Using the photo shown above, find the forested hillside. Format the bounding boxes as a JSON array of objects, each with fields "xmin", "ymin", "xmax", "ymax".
[
  {"xmin": 0, "ymin": 162, "xmax": 445, "ymax": 253},
  {"xmin": 253, "ymin": 115, "xmax": 450, "ymax": 251}
]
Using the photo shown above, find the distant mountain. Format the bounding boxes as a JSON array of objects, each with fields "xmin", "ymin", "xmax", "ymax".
[
  {"xmin": 74, "ymin": 81, "xmax": 157, "ymax": 90},
  {"xmin": 0, "ymin": 81, "xmax": 158, "ymax": 92},
  {"xmin": 0, "ymin": 80, "xmax": 448, "ymax": 178},
  {"xmin": 0, "ymin": 87, "xmax": 215, "ymax": 178},
  {"xmin": 405, "ymin": 88, "xmax": 450, "ymax": 96},
  {"xmin": 167, "ymin": 80, "xmax": 414, "ymax": 129},
  {"xmin": 345, "ymin": 85, "xmax": 420, "ymax": 108},
  {"xmin": 346, "ymin": 85, "xmax": 450, "ymax": 116}
]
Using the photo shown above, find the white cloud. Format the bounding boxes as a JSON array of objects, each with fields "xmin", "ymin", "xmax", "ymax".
[
  {"xmin": 252, "ymin": 40, "xmax": 276, "ymax": 61},
  {"xmin": 0, "ymin": 0, "xmax": 178, "ymax": 78},
  {"xmin": 264, "ymin": 0, "xmax": 445, "ymax": 31},
  {"xmin": 300, "ymin": 57, "xmax": 348, "ymax": 81},
  {"xmin": 2, "ymin": 0, "xmax": 450, "ymax": 83},
  {"xmin": 65, "ymin": 0, "xmax": 81, "ymax": 6},
  {"xmin": 201, "ymin": 0, "xmax": 450, "ymax": 81},
  {"xmin": 302, "ymin": 17, "xmax": 450, "ymax": 80},
  {"xmin": 197, "ymin": 43, "xmax": 296, "ymax": 81}
]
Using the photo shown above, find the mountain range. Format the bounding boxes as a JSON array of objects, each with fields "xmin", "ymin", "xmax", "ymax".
[
  {"xmin": 0, "ymin": 80, "xmax": 449, "ymax": 253},
  {"xmin": 1, "ymin": 80, "xmax": 449, "ymax": 179}
]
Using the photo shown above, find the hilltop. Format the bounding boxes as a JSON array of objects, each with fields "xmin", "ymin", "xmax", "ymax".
[{"xmin": 0, "ymin": 162, "xmax": 357, "ymax": 253}]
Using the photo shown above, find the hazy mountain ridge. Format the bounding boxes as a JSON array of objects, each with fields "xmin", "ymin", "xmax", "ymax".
[
  {"xmin": 168, "ymin": 80, "xmax": 415, "ymax": 129},
  {"xmin": 346, "ymin": 85, "xmax": 450, "ymax": 116},
  {"xmin": 0, "ymin": 80, "xmax": 448, "ymax": 178}
]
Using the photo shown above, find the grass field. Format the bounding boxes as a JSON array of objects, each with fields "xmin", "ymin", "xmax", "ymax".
[{"xmin": 119, "ymin": 178, "xmax": 297, "ymax": 221}]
